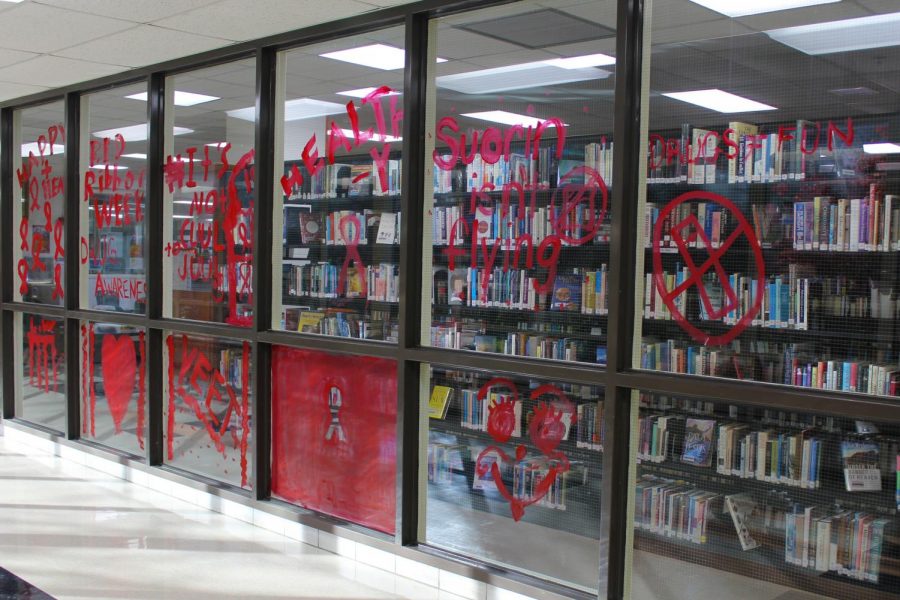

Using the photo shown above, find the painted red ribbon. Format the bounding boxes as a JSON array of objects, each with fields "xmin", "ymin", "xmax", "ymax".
[
  {"xmin": 53, "ymin": 218, "xmax": 64, "ymax": 259},
  {"xmin": 337, "ymin": 213, "xmax": 366, "ymax": 297},
  {"xmin": 17, "ymin": 259, "xmax": 28, "ymax": 295},
  {"xmin": 52, "ymin": 263, "xmax": 64, "ymax": 300}
]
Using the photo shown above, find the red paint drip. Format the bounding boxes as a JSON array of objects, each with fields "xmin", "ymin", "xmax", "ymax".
[
  {"xmin": 137, "ymin": 331, "xmax": 145, "ymax": 450},
  {"xmin": 88, "ymin": 324, "xmax": 96, "ymax": 437},
  {"xmin": 166, "ymin": 334, "xmax": 175, "ymax": 461},
  {"xmin": 81, "ymin": 324, "xmax": 88, "ymax": 435},
  {"xmin": 239, "ymin": 341, "xmax": 250, "ymax": 488}
]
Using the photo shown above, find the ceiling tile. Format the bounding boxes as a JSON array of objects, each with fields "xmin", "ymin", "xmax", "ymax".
[
  {"xmin": 151, "ymin": 0, "xmax": 378, "ymax": 42},
  {"xmin": 33, "ymin": 0, "xmax": 222, "ymax": 23},
  {"xmin": 0, "ymin": 82, "xmax": 52, "ymax": 103},
  {"xmin": 0, "ymin": 3, "xmax": 136, "ymax": 54},
  {"xmin": 0, "ymin": 56, "xmax": 126, "ymax": 88},
  {"xmin": 56, "ymin": 25, "xmax": 232, "ymax": 67},
  {"xmin": 0, "ymin": 48, "xmax": 39, "ymax": 70}
]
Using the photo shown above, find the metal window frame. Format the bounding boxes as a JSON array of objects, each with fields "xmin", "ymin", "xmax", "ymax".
[{"xmin": 1, "ymin": 1, "xmax": 899, "ymax": 599}]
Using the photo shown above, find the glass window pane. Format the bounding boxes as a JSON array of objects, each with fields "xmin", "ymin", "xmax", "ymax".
[
  {"xmin": 424, "ymin": 364, "xmax": 604, "ymax": 593},
  {"xmin": 274, "ymin": 28, "xmax": 404, "ymax": 341},
  {"xmin": 165, "ymin": 59, "xmax": 256, "ymax": 326},
  {"xmin": 81, "ymin": 83, "xmax": 148, "ymax": 313},
  {"xmin": 164, "ymin": 332, "xmax": 252, "ymax": 489},
  {"xmin": 271, "ymin": 347, "xmax": 397, "ymax": 534},
  {"xmin": 423, "ymin": 0, "xmax": 617, "ymax": 364},
  {"xmin": 631, "ymin": 390, "xmax": 900, "ymax": 599},
  {"xmin": 80, "ymin": 321, "xmax": 146, "ymax": 457},
  {"xmin": 14, "ymin": 101, "xmax": 66, "ymax": 306},
  {"xmin": 18, "ymin": 313, "xmax": 65, "ymax": 432},
  {"xmin": 636, "ymin": 0, "xmax": 900, "ymax": 398}
]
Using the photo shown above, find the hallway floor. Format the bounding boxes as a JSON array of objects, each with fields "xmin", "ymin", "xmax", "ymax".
[{"xmin": 0, "ymin": 433, "xmax": 457, "ymax": 600}]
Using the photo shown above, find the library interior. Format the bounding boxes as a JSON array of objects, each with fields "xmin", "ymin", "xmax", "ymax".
[{"xmin": 1, "ymin": 0, "xmax": 899, "ymax": 598}]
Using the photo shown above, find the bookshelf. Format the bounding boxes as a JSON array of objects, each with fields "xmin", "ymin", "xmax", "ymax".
[
  {"xmin": 428, "ymin": 134, "xmax": 613, "ymax": 364},
  {"xmin": 640, "ymin": 113, "xmax": 900, "ymax": 393},
  {"xmin": 280, "ymin": 157, "xmax": 401, "ymax": 341},
  {"xmin": 426, "ymin": 366, "xmax": 604, "ymax": 539},
  {"xmin": 634, "ymin": 391, "xmax": 900, "ymax": 600}
]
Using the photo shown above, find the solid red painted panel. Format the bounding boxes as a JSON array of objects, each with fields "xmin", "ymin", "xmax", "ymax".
[{"xmin": 271, "ymin": 347, "xmax": 397, "ymax": 534}]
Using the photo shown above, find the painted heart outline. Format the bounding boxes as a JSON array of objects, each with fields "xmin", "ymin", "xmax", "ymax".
[{"xmin": 475, "ymin": 381, "xmax": 576, "ymax": 521}]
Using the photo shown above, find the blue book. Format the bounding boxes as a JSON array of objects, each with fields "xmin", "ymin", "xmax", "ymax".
[{"xmin": 842, "ymin": 362, "xmax": 852, "ymax": 392}]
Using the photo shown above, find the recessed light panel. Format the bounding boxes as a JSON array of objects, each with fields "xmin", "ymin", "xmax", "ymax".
[
  {"xmin": 339, "ymin": 129, "xmax": 401, "ymax": 143},
  {"xmin": 21, "ymin": 143, "xmax": 64, "ymax": 157},
  {"xmin": 662, "ymin": 89, "xmax": 777, "ymax": 113},
  {"xmin": 864, "ymin": 143, "xmax": 900, "ymax": 154},
  {"xmin": 688, "ymin": 0, "xmax": 840, "ymax": 17},
  {"xmin": 228, "ymin": 98, "xmax": 346, "ymax": 122},
  {"xmin": 437, "ymin": 61, "xmax": 610, "ymax": 94},
  {"xmin": 93, "ymin": 124, "xmax": 191, "ymax": 141},
  {"xmin": 461, "ymin": 110, "xmax": 566, "ymax": 128},
  {"xmin": 766, "ymin": 12, "xmax": 900, "ymax": 55},
  {"xmin": 126, "ymin": 91, "xmax": 219, "ymax": 107},
  {"xmin": 320, "ymin": 44, "xmax": 445, "ymax": 70},
  {"xmin": 336, "ymin": 87, "xmax": 402, "ymax": 98},
  {"xmin": 543, "ymin": 53, "xmax": 616, "ymax": 69}
]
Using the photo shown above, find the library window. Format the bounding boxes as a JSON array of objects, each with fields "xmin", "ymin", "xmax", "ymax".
[
  {"xmin": 79, "ymin": 322, "xmax": 146, "ymax": 458},
  {"xmin": 423, "ymin": 0, "xmax": 617, "ymax": 364},
  {"xmin": 632, "ymin": 390, "xmax": 900, "ymax": 599},
  {"xmin": 164, "ymin": 60, "xmax": 256, "ymax": 326},
  {"xmin": 17, "ymin": 313, "xmax": 66, "ymax": 433},
  {"xmin": 80, "ymin": 83, "xmax": 148, "ymax": 314},
  {"xmin": 274, "ymin": 28, "xmax": 405, "ymax": 341},
  {"xmin": 636, "ymin": 0, "xmax": 900, "ymax": 398},
  {"xmin": 14, "ymin": 100, "xmax": 66, "ymax": 306},
  {"xmin": 423, "ymin": 364, "xmax": 604, "ymax": 593},
  {"xmin": 163, "ymin": 332, "xmax": 253, "ymax": 489},
  {"xmin": 271, "ymin": 347, "xmax": 397, "ymax": 534}
]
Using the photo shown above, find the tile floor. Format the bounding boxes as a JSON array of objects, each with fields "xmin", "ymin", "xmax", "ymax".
[
  {"xmin": 0, "ymin": 424, "xmax": 834, "ymax": 600},
  {"xmin": 0, "ymin": 433, "xmax": 467, "ymax": 600}
]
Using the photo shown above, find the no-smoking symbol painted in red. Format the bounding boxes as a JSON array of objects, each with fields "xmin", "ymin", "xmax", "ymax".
[{"xmin": 651, "ymin": 190, "xmax": 765, "ymax": 346}]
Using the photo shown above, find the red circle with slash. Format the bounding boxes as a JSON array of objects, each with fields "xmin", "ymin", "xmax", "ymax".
[{"xmin": 651, "ymin": 190, "xmax": 765, "ymax": 346}]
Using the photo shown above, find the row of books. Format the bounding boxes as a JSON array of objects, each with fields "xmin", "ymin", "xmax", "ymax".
[
  {"xmin": 459, "ymin": 388, "xmax": 523, "ymax": 435},
  {"xmin": 584, "ymin": 141, "xmax": 614, "ymax": 190},
  {"xmin": 434, "ymin": 152, "xmax": 538, "ymax": 194},
  {"xmin": 283, "ymin": 159, "xmax": 401, "ymax": 199},
  {"xmin": 432, "ymin": 202, "xmax": 606, "ymax": 248},
  {"xmin": 284, "ymin": 262, "xmax": 399, "ymax": 301},
  {"xmin": 437, "ymin": 267, "xmax": 609, "ymax": 314},
  {"xmin": 634, "ymin": 475, "xmax": 717, "ymax": 544},
  {"xmin": 427, "ymin": 441, "xmax": 462, "ymax": 484},
  {"xmin": 284, "ymin": 308, "xmax": 398, "ymax": 341},
  {"xmin": 218, "ymin": 347, "xmax": 245, "ymax": 392},
  {"xmin": 644, "ymin": 201, "xmax": 730, "ymax": 250},
  {"xmin": 793, "ymin": 193, "xmax": 900, "ymax": 252},
  {"xmin": 576, "ymin": 401, "xmax": 604, "ymax": 451},
  {"xmin": 511, "ymin": 458, "xmax": 572, "ymax": 510},
  {"xmin": 646, "ymin": 119, "xmax": 858, "ymax": 184},
  {"xmin": 784, "ymin": 505, "xmax": 889, "ymax": 582},
  {"xmin": 643, "ymin": 268, "xmax": 811, "ymax": 330}
]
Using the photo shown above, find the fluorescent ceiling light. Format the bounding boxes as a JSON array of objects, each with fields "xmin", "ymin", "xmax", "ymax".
[
  {"xmin": 122, "ymin": 153, "xmax": 147, "ymax": 159},
  {"xmin": 228, "ymin": 97, "xmax": 345, "ymax": 122},
  {"xmin": 766, "ymin": 12, "xmax": 900, "ymax": 55},
  {"xmin": 92, "ymin": 124, "xmax": 191, "ymax": 141},
  {"xmin": 688, "ymin": 0, "xmax": 839, "ymax": 17},
  {"xmin": 320, "ymin": 43, "xmax": 446, "ymax": 70},
  {"xmin": 461, "ymin": 111, "xmax": 566, "ymax": 129},
  {"xmin": 336, "ymin": 87, "xmax": 401, "ymax": 98},
  {"xmin": 864, "ymin": 143, "xmax": 900, "ymax": 154},
  {"xmin": 437, "ymin": 61, "xmax": 611, "ymax": 94},
  {"xmin": 543, "ymin": 53, "xmax": 616, "ymax": 69},
  {"xmin": 90, "ymin": 165, "xmax": 127, "ymax": 170},
  {"xmin": 21, "ymin": 143, "xmax": 64, "ymax": 156},
  {"xmin": 126, "ymin": 91, "xmax": 219, "ymax": 106},
  {"xmin": 339, "ymin": 129, "xmax": 401, "ymax": 143},
  {"xmin": 0, "ymin": 1, "xmax": 26, "ymax": 3},
  {"xmin": 662, "ymin": 89, "xmax": 776, "ymax": 113}
]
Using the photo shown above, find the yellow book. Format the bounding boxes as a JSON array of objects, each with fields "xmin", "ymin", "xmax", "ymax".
[{"xmin": 428, "ymin": 385, "xmax": 452, "ymax": 419}]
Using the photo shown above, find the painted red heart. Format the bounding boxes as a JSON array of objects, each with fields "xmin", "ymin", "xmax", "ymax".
[{"xmin": 101, "ymin": 334, "xmax": 136, "ymax": 433}]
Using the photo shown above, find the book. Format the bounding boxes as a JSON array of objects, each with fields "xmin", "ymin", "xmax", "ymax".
[
  {"xmin": 841, "ymin": 441, "xmax": 882, "ymax": 491},
  {"xmin": 428, "ymin": 385, "xmax": 452, "ymax": 420},
  {"xmin": 296, "ymin": 310, "xmax": 325, "ymax": 333},
  {"xmin": 725, "ymin": 493, "xmax": 760, "ymax": 551},
  {"xmin": 448, "ymin": 268, "xmax": 468, "ymax": 305},
  {"xmin": 375, "ymin": 211, "xmax": 397, "ymax": 244},
  {"xmin": 681, "ymin": 418, "xmax": 715, "ymax": 467},
  {"xmin": 299, "ymin": 212, "xmax": 323, "ymax": 244},
  {"xmin": 550, "ymin": 273, "xmax": 582, "ymax": 311}
]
